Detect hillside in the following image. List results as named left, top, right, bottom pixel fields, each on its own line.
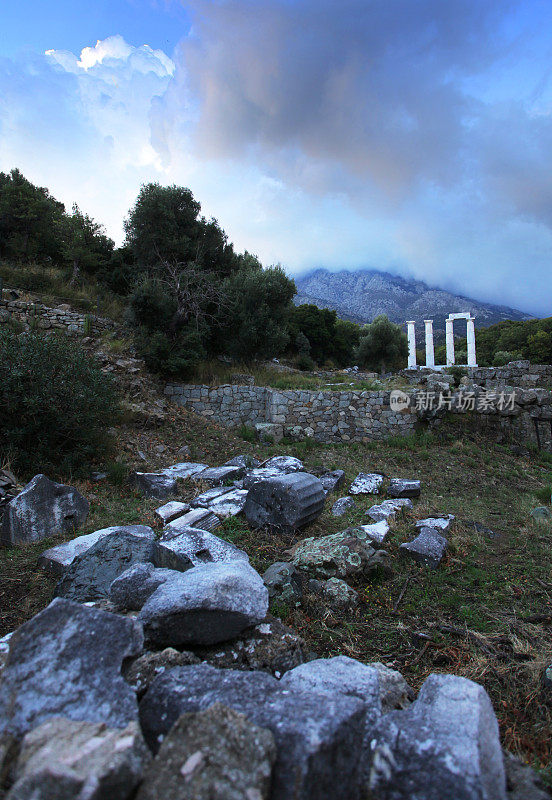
left=294, top=268, right=534, bottom=331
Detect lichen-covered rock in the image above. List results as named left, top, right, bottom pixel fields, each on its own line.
left=291, top=527, right=390, bottom=579
left=136, top=703, right=276, bottom=800
left=387, top=478, right=421, bottom=498
left=38, top=525, right=155, bottom=578
left=0, top=599, right=143, bottom=738
left=332, top=496, right=355, bottom=516
left=263, top=562, right=302, bottom=604
left=400, top=527, right=448, bottom=568
left=7, top=717, right=150, bottom=800
left=1, top=475, right=88, bottom=547
left=369, top=673, right=506, bottom=800
left=138, top=561, right=269, bottom=647
left=56, top=531, right=157, bottom=601
left=244, top=472, right=325, bottom=531
left=350, top=473, right=384, bottom=495
left=307, top=577, right=359, bottom=610
left=123, top=649, right=201, bottom=698
left=139, top=664, right=366, bottom=800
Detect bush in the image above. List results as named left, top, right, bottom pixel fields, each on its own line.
left=0, top=330, right=119, bottom=473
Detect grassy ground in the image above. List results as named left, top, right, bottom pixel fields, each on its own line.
left=1, top=406, right=551, bottom=779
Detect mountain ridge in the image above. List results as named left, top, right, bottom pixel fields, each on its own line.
left=293, top=268, right=534, bottom=332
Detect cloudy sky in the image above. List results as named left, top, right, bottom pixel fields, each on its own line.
left=1, top=0, right=552, bottom=315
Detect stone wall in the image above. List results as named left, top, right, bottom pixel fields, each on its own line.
left=0, top=298, right=114, bottom=335
left=165, top=384, right=417, bottom=442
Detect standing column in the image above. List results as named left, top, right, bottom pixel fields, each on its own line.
left=406, top=321, right=417, bottom=368
left=466, top=316, right=477, bottom=366
left=424, top=320, right=435, bottom=368
left=445, top=318, right=455, bottom=366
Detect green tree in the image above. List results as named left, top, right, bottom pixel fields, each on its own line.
left=63, top=204, right=114, bottom=284
left=355, top=314, right=408, bottom=373
left=527, top=330, right=552, bottom=364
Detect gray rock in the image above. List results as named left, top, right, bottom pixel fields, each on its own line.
left=135, top=703, right=276, bottom=800
left=154, top=501, right=190, bottom=524
left=242, top=467, right=288, bottom=488
left=7, top=717, right=150, bottom=800
left=224, top=455, right=261, bottom=469
left=1, top=475, right=88, bottom=547
left=263, top=562, right=302, bottom=604
left=244, top=472, right=325, bottom=531
left=132, top=472, right=177, bottom=499
left=0, top=598, right=142, bottom=738
left=194, top=465, right=244, bottom=485
left=138, top=561, right=269, bottom=647
left=109, top=563, right=178, bottom=610
left=206, top=488, right=248, bottom=518
left=191, top=486, right=232, bottom=507
left=357, top=520, right=390, bottom=544
left=192, top=617, right=309, bottom=677
left=350, top=473, right=384, bottom=495
left=400, top=527, right=448, bottom=568
left=503, top=750, right=551, bottom=800
left=415, top=515, right=454, bottom=531
left=370, top=662, right=414, bottom=712
left=161, top=463, right=208, bottom=480
left=123, top=649, right=201, bottom=698
left=387, top=478, right=421, bottom=498
left=292, top=527, right=390, bottom=579
left=38, top=525, right=155, bottom=578
left=255, top=423, right=284, bottom=443
left=139, top=664, right=366, bottom=800
left=307, top=577, right=359, bottom=610
left=154, top=525, right=248, bottom=570
left=166, top=507, right=220, bottom=531
left=56, top=531, right=156, bottom=601
left=369, top=673, right=507, bottom=800
left=366, top=499, right=413, bottom=522
left=332, top=496, right=355, bottom=516
left=318, top=470, right=345, bottom=494
left=264, top=455, right=304, bottom=473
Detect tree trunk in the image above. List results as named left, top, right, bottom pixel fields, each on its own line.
left=69, top=258, right=80, bottom=286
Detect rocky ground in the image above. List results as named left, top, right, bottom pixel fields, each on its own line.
left=0, top=334, right=551, bottom=798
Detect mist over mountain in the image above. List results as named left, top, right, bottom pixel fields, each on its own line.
left=294, top=269, right=534, bottom=334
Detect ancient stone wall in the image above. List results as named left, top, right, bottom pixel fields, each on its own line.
left=0, top=298, right=114, bottom=335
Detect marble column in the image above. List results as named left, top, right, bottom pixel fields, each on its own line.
left=424, top=320, right=435, bottom=368
left=406, top=321, right=417, bottom=368
left=467, top=316, right=477, bottom=366
left=445, top=318, right=455, bottom=366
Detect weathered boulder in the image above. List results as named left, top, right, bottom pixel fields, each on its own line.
left=400, top=527, right=448, bottom=568
left=38, top=525, right=155, bottom=578
left=138, top=561, right=269, bottom=647
left=123, top=649, right=201, bottom=698
left=369, top=673, right=507, bottom=800
left=139, top=664, right=366, bottom=800
left=264, top=455, right=304, bottom=473
left=366, top=499, right=413, bottom=522
left=205, top=488, right=248, bottom=518
left=318, top=470, right=345, bottom=494
left=244, top=472, right=325, bottom=531
left=7, top=717, right=150, bottom=800
left=263, top=562, right=302, bottom=604
left=387, top=478, right=421, bottom=498
left=154, top=501, right=190, bottom=524
left=135, top=703, right=276, bottom=800
left=109, top=563, right=179, bottom=610
left=307, top=577, right=359, bottom=610
left=165, top=507, right=220, bottom=531
left=0, top=599, right=142, bottom=738
left=350, top=473, right=384, bottom=495
left=154, top=525, right=248, bottom=571
left=242, top=467, right=288, bottom=489
left=132, top=472, right=177, bottom=499
left=415, top=515, right=454, bottom=531
left=291, top=527, right=390, bottom=579
left=357, top=520, right=390, bottom=544
left=332, top=496, right=355, bottom=516
left=56, top=531, right=156, bottom=601
left=224, top=455, right=261, bottom=469
left=161, top=463, right=208, bottom=480
left=1, top=475, right=88, bottom=547
left=192, top=617, right=310, bottom=677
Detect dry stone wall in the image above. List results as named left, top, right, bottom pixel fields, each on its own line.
left=0, top=297, right=114, bottom=335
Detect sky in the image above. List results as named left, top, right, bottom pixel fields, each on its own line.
left=1, top=0, right=552, bottom=316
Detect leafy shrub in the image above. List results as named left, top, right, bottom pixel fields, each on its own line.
left=0, top=330, right=119, bottom=473
left=296, top=354, right=316, bottom=371
left=445, top=365, right=467, bottom=387
left=493, top=350, right=523, bottom=367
